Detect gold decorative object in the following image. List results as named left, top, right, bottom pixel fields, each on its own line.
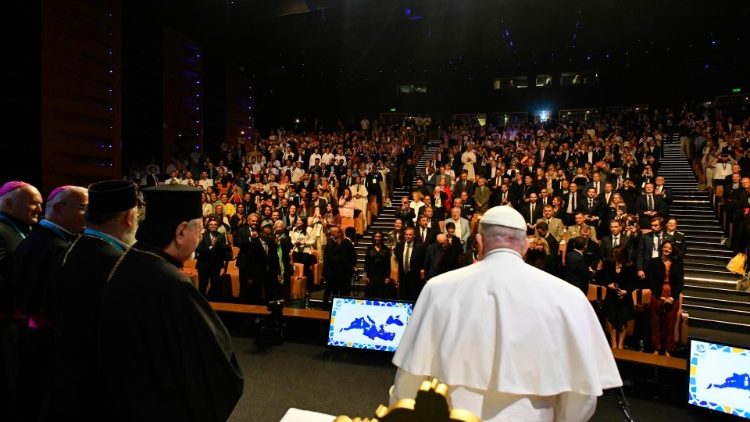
left=334, top=378, right=481, bottom=422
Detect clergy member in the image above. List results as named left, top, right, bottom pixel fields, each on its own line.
left=98, top=185, right=243, bottom=421
left=50, top=180, right=139, bottom=421
left=12, top=184, right=87, bottom=421
left=391, top=205, right=622, bottom=421
left=0, top=180, right=43, bottom=422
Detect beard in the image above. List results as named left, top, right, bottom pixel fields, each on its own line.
left=122, top=224, right=138, bottom=247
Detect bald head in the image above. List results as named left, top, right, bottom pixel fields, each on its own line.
left=0, top=183, right=43, bottom=225
left=46, top=186, right=88, bottom=233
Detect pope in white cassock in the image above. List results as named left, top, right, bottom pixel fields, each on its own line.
left=390, top=206, right=622, bottom=421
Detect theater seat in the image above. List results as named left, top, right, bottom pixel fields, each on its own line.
left=226, top=260, right=240, bottom=298
left=586, top=283, right=607, bottom=302
left=632, top=288, right=652, bottom=309
left=291, top=276, right=307, bottom=300
left=310, top=250, right=322, bottom=286
left=673, top=294, right=688, bottom=345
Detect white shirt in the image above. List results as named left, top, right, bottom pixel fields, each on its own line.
left=308, top=153, right=322, bottom=168
left=321, top=152, right=335, bottom=165
left=198, top=179, right=213, bottom=190
left=392, top=249, right=621, bottom=421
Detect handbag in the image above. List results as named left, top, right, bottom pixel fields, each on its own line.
left=726, top=252, right=747, bottom=275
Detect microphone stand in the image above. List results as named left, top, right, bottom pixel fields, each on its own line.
left=615, top=387, right=636, bottom=422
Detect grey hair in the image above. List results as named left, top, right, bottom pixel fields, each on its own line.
left=45, top=186, right=88, bottom=219
left=478, top=223, right=528, bottom=253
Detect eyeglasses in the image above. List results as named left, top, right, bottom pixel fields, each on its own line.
left=64, top=202, right=88, bottom=212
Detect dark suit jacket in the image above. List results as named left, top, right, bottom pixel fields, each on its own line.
left=395, top=241, right=426, bottom=279
left=453, top=180, right=474, bottom=195
left=654, top=185, right=673, bottom=205
left=195, top=231, right=231, bottom=271
left=12, top=224, right=74, bottom=315
left=635, top=194, right=668, bottom=228
left=520, top=203, right=543, bottom=225
left=395, top=207, right=416, bottom=227
left=586, top=180, right=605, bottom=196
left=600, top=235, right=631, bottom=263
left=664, top=231, right=687, bottom=260
left=0, top=213, right=31, bottom=316
left=323, top=238, right=356, bottom=281
left=244, top=237, right=281, bottom=282
left=496, top=190, right=518, bottom=207
left=563, top=192, right=584, bottom=214
left=636, top=232, right=664, bottom=271
left=309, top=198, right=328, bottom=213
left=564, top=250, right=594, bottom=293
left=635, top=194, right=667, bottom=217
left=414, top=226, right=438, bottom=246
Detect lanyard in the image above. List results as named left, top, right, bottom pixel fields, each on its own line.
left=38, top=219, right=69, bottom=241
left=83, top=228, right=127, bottom=253
left=0, top=213, right=26, bottom=240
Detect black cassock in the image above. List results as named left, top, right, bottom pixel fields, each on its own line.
left=11, top=223, right=74, bottom=421
left=12, top=223, right=73, bottom=315
left=49, top=233, right=125, bottom=421
left=99, top=242, right=244, bottom=422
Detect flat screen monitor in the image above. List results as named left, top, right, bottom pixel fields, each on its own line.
left=688, top=338, right=750, bottom=419
left=327, top=297, right=414, bottom=352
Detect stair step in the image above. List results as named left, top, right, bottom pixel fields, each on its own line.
left=686, top=239, right=729, bottom=248
left=685, top=275, right=736, bottom=287
left=685, top=256, right=736, bottom=267
left=683, top=304, right=750, bottom=325
left=674, top=218, right=720, bottom=225
left=683, top=295, right=750, bottom=312
left=684, top=283, right=750, bottom=301
left=685, top=261, right=733, bottom=271
left=687, top=316, right=750, bottom=334
left=686, top=247, right=734, bottom=257
left=680, top=229, right=725, bottom=237
left=685, top=269, right=738, bottom=282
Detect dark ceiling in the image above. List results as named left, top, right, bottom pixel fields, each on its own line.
left=154, top=0, right=750, bottom=78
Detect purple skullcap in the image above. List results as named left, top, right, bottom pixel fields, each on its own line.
left=0, top=181, right=30, bottom=197
left=47, top=185, right=74, bottom=202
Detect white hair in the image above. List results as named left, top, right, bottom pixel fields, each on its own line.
left=478, top=223, right=528, bottom=254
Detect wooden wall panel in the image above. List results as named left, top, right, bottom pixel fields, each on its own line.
left=225, top=66, right=255, bottom=146
left=162, top=29, right=203, bottom=167
left=41, top=0, right=122, bottom=195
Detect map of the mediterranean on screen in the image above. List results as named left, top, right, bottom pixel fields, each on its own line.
left=689, top=339, right=750, bottom=419
left=328, top=298, right=413, bottom=352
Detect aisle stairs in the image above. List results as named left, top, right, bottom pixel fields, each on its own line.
left=659, top=140, right=750, bottom=334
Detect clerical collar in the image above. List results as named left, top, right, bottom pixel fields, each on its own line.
left=131, top=241, right=183, bottom=268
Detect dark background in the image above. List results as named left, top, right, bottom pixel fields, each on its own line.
left=1, top=0, right=749, bottom=187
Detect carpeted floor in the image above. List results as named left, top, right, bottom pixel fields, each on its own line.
left=226, top=332, right=717, bottom=422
